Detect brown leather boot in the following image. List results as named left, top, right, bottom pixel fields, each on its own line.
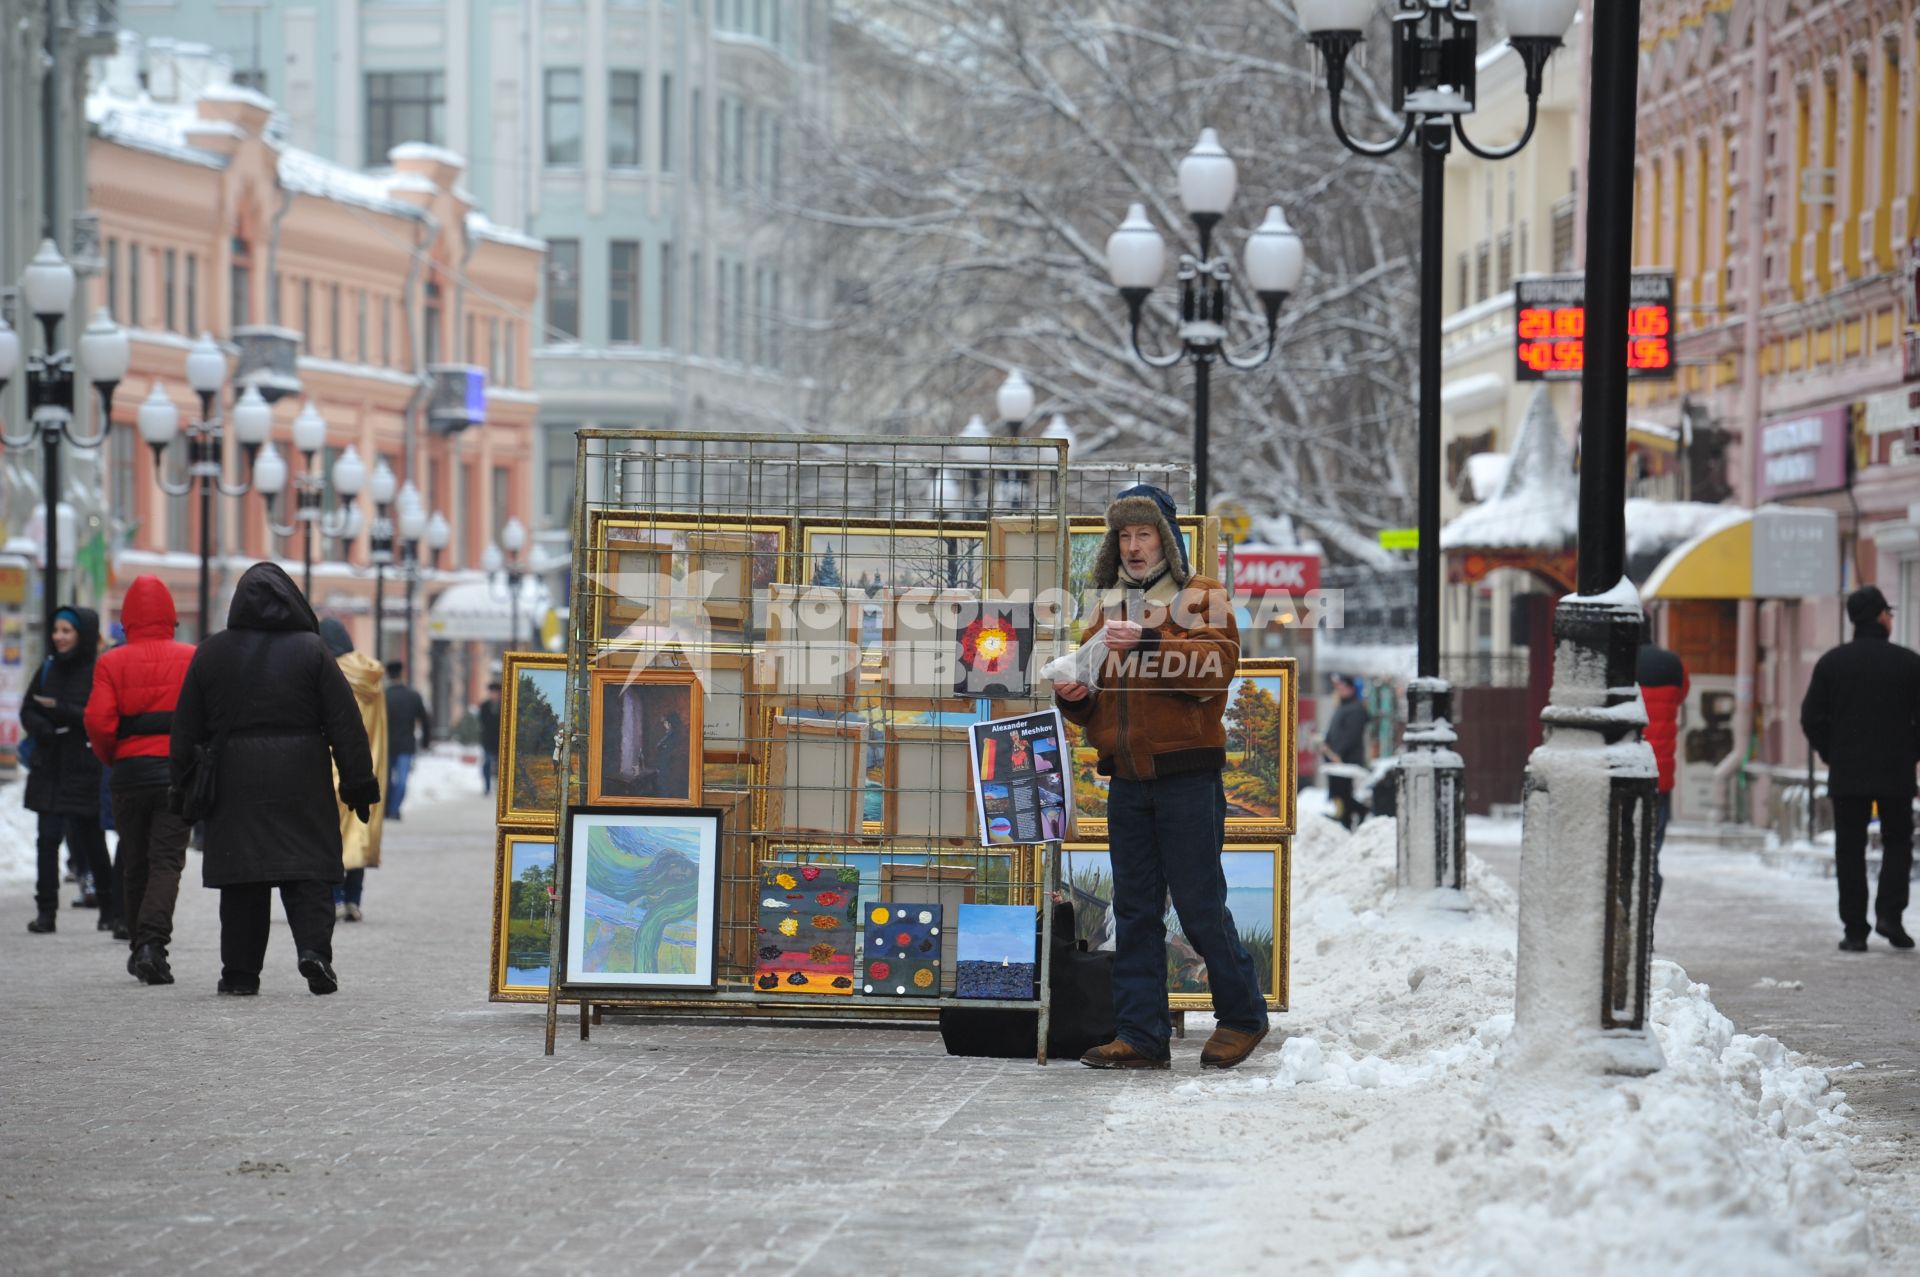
left=1080, top=1039, right=1171, bottom=1070
left=1200, top=1025, right=1269, bottom=1070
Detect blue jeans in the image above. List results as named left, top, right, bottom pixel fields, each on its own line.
left=387, top=752, right=414, bottom=818
left=333, top=868, right=365, bottom=907
left=1107, top=770, right=1270, bottom=1056
left=480, top=750, right=497, bottom=795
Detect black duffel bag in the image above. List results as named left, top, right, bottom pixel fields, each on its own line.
left=939, top=901, right=1115, bottom=1060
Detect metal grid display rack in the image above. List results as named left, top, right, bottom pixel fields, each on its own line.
left=535, top=428, right=1162, bottom=1060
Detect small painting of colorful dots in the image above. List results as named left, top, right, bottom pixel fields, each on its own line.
left=860, top=902, right=942, bottom=998
left=754, top=863, right=859, bottom=996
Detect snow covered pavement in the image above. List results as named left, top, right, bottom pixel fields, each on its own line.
left=1027, top=817, right=1915, bottom=1274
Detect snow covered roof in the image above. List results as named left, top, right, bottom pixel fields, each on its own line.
left=467, top=212, right=546, bottom=253
left=86, top=91, right=228, bottom=169
left=1440, top=385, right=1578, bottom=551
left=197, top=82, right=276, bottom=112
left=1463, top=452, right=1510, bottom=503
left=275, top=144, right=425, bottom=218
left=388, top=141, right=467, bottom=169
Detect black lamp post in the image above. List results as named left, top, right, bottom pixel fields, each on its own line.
left=0, top=242, right=130, bottom=642
left=1301, top=0, right=1577, bottom=897
left=1104, top=130, right=1306, bottom=513
left=397, top=504, right=450, bottom=685
left=484, top=517, right=529, bottom=654
left=250, top=400, right=368, bottom=602
left=137, top=333, right=279, bottom=639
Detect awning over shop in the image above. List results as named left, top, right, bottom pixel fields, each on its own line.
left=1641, top=505, right=1839, bottom=601
left=426, top=576, right=551, bottom=643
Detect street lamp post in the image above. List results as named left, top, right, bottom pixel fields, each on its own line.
left=0, top=243, right=130, bottom=641
left=1104, top=130, right=1307, bottom=513
left=137, top=332, right=276, bottom=638
left=485, top=517, right=529, bottom=653
left=249, top=400, right=366, bottom=599
left=1300, top=0, right=1577, bottom=897
left=397, top=496, right=449, bottom=684
left=1511, top=0, right=1663, bottom=1076
left=365, top=458, right=399, bottom=663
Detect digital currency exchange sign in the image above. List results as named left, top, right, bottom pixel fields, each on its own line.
left=1513, top=271, right=1675, bottom=381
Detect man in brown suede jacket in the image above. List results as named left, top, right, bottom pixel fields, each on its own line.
left=1055, top=485, right=1269, bottom=1070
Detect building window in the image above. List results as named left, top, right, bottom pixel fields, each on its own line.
left=770, top=118, right=783, bottom=197
left=105, top=238, right=118, bottom=321
left=607, top=70, right=641, bottom=169
left=301, top=279, right=313, bottom=353
left=733, top=261, right=747, bottom=362
left=491, top=465, right=510, bottom=538
left=769, top=270, right=782, bottom=369
left=715, top=96, right=729, bottom=189
left=504, top=320, right=516, bottom=387
left=357, top=290, right=368, bottom=363
left=1456, top=254, right=1468, bottom=309
left=609, top=240, right=641, bottom=345
left=489, top=316, right=501, bottom=381
left=424, top=279, right=442, bottom=366
left=547, top=239, right=580, bottom=341
left=546, top=68, right=584, bottom=166
left=110, top=422, right=136, bottom=543
left=381, top=295, right=392, bottom=367
left=330, top=283, right=342, bottom=358
left=659, top=73, right=674, bottom=173
left=1474, top=243, right=1490, bottom=302
left=230, top=237, right=250, bottom=328
left=128, top=240, right=142, bottom=327
left=714, top=256, right=729, bottom=360
left=1551, top=196, right=1576, bottom=272
left=185, top=253, right=198, bottom=334
left=690, top=251, right=703, bottom=355
left=162, top=249, right=177, bottom=332
left=691, top=89, right=703, bottom=183
left=543, top=424, right=577, bottom=530
left=659, top=243, right=676, bottom=349
left=1496, top=230, right=1513, bottom=294
left=365, top=71, right=446, bottom=162
left=732, top=100, right=747, bottom=189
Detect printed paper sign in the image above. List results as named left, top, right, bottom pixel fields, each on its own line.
left=967, top=709, right=1073, bottom=846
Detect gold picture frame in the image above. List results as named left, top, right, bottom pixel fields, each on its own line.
left=589, top=510, right=790, bottom=645
left=761, top=712, right=866, bottom=838
left=764, top=583, right=859, bottom=704
left=490, top=825, right=558, bottom=1003
left=1064, top=656, right=1297, bottom=841
left=498, top=650, right=569, bottom=827
left=798, top=518, right=988, bottom=595
left=1059, top=838, right=1290, bottom=1012
left=883, top=721, right=977, bottom=842
left=585, top=667, right=705, bottom=807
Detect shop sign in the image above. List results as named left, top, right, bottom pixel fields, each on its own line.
left=1750, top=507, right=1839, bottom=599
left=1753, top=406, right=1849, bottom=501
left=1233, top=551, right=1321, bottom=596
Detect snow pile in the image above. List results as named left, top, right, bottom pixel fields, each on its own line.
left=404, top=751, right=489, bottom=808
left=1039, top=814, right=1875, bottom=1275
left=0, top=781, right=41, bottom=885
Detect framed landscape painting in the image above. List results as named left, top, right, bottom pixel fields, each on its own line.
left=499, top=651, right=569, bottom=826
left=563, top=806, right=723, bottom=989
left=490, top=828, right=556, bottom=1002
left=1221, top=658, right=1298, bottom=838
left=1060, top=840, right=1289, bottom=1011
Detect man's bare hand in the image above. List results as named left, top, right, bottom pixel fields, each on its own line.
left=1055, top=680, right=1090, bottom=702
left=1103, top=620, right=1144, bottom=652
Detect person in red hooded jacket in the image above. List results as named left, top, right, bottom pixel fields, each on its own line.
left=1637, top=624, right=1689, bottom=928
left=85, top=576, right=196, bottom=985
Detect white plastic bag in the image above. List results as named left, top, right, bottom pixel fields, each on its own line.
left=1040, top=630, right=1111, bottom=692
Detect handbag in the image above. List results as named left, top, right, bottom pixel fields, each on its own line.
left=938, top=902, right=1115, bottom=1060
left=174, top=634, right=272, bottom=823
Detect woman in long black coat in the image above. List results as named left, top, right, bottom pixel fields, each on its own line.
left=170, top=563, right=380, bottom=995
left=22, top=606, right=117, bottom=934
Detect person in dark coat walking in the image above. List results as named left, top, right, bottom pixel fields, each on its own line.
left=1321, top=674, right=1371, bottom=830
left=382, top=659, right=431, bottom=821
left=477, top=681, right=502, bottom=795
left=170, top=563, right=380, bottom=994
left=1637, top=630, right=1689, bottom=924
left=84, top=577, right=195, bottom=983
left=1800, top=585, right=1920, bottom=952
left=22, top=606, right=118, bottom=936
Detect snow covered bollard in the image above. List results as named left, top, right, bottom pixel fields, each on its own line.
left=1507, top=583, right=1664, bottom=1076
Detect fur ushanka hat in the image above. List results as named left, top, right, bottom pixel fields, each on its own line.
left=1093, top=483, right=1190, bottom=590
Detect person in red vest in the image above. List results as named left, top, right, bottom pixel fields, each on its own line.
left=84, top=576, right=196, bottom=985
left=1637, top=621, right=1689, bottom=927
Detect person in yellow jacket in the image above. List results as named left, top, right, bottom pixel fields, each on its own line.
left=320, top=619, right=387, bottom=921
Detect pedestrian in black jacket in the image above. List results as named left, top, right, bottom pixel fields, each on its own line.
left=1800, top=585, right=1920, bottom=952
left=1321, top=674, right=1371, bottom=830
left=382, top=659, right=432, bottom=821
left=21, top=606, right=118, bottom=935
left=170, top=563, right=381, bottom=995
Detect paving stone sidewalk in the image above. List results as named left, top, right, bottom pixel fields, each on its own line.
left=0, top=792, right=1132, bottom=1276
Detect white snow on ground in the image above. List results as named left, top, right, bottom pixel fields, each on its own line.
left=1030, top=815, right=1880, bottom=1275
left=0, top=748, right=487, bottom=886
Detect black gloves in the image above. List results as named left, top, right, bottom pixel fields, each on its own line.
left=340, top=775, right=382, bottom=824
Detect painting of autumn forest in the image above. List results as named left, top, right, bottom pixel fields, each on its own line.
left=1222, top=676, right=1286, bottom=820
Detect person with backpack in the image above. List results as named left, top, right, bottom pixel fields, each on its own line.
left=23, top=606, right=118, bottom=937
left=83, top=578, right=196, bottom=982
